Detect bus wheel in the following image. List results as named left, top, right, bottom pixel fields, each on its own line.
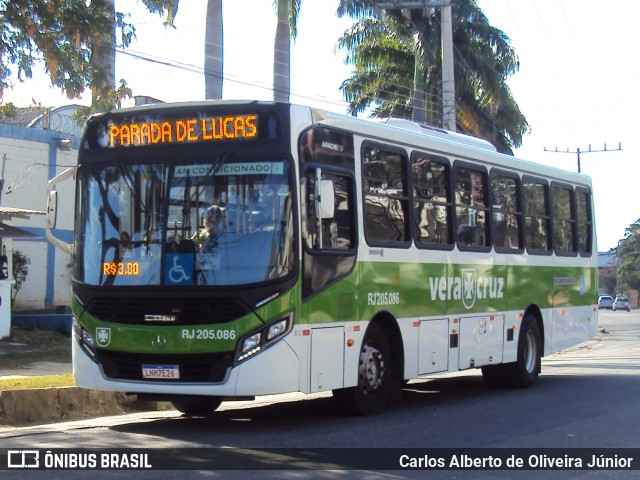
left=333, top=323, right=392, bottom=416
left=172, top=397, right=223, bottom=417
left=505, top=315, right=541, bottom=388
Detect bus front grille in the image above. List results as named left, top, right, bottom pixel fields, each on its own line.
left=85, top=297, right=250, bottom=325
left=96, top=350, right=233, bottom=383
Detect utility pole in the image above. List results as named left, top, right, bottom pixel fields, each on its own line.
left=373, top=1, right=455, bottom=131
left=544, top=143, right=622, bottom=173
left=440, top=3, right=455, bottom=131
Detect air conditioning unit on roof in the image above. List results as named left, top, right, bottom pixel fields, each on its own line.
left=375, top=117, right=497, bottom=152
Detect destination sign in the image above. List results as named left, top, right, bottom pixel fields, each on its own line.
left=107, top=113, right=259, bottom=148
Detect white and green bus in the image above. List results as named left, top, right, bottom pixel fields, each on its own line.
left=50, top=101, right=598, bottom=416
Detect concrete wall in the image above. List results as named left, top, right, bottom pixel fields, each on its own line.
left=0, top=124, right=77, bottom=311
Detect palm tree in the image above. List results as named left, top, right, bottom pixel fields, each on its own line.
left=89, top=0, right=116, bottom=109
left=70, top=0, right=135, bottom=115
left=336, top=13, right=430, bottom=119
left=204, top=0, right=224, bottom=99
left=147, top=0, right=298, bottom=102
left=149, top=0, right=223, bottom=99
left=336, top=0, right=529, bottom=154
left=88, top=0, right=171, bottom=110
left=273, top=0, right=301, bottom=102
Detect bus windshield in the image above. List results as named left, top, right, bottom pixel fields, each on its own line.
left=74, top=158, right=294, bottom=287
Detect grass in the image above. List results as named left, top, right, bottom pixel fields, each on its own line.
left=0, top=374, right=74, bottom=390
left=0, top=327, right=72, bottom=390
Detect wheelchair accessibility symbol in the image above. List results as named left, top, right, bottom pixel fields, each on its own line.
left=165, top=254, right=194, bottom=285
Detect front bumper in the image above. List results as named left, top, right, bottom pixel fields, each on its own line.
left=72, top=329, right=301, bottom=398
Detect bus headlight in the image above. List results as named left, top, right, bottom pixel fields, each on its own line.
left=235, top=313, right=294, bottom=364
left=239, top=333, right=262, bottom=361
left=82, top=329, right=95, bottom=350
left=73, top=318, right=96, bottom=359
left=267, top=319, right=288, bottom=340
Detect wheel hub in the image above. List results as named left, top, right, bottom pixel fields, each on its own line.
left=358, top=343, right=385, bottom=395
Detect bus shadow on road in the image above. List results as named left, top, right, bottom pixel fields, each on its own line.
left=107, top=374, right=508, bottom=434
left=110, top=370, right=640, bottom=443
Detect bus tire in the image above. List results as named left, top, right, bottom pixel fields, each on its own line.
left=172, top=397, right=223, bottom=417
left=505, top=314, right=541, bottom=388
left=333, top=322, right=393, bottom=416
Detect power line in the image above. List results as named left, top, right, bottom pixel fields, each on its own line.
left=119, top=8, right=511, bottom=140
left=543, top=143, right=622, bottom=173
left=117, top=48, right=352, bottom=111
left=119, top=45, right=442, bottom=119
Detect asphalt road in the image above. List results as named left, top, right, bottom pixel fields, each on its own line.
left=1, top=310, right=639, bottom=479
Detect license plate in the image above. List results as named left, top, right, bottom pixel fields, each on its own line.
left=142, top=365, right=180, bottom=380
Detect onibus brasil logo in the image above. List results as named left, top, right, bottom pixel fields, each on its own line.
left=428, top=268, right=505, bottom=309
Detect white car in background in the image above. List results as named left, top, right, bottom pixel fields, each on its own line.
left=598, top=295, right=614, bottom=310
left=613, top=296, right=631, bottom=312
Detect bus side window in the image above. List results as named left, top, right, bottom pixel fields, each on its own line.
left=302, top=168, right=357, bottom=299
left=454, top=165, right=490, bottom=249
left=576, top=188, right=593, bottom=255
left=305, top=170, right=355, bottom=251
left=490, top=172, right=523, bottom=251
left=412, top=153, right=452, bottom=247
left=552, top=184, right=577, bottom=255
left=523, top=178, right=552, bottom=253
left=362, top=145, right=410, bottom=245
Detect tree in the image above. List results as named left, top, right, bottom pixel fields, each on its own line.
left=336, top=0, right=529, bottom=155
left=617, top=218, right=640, bottom=293
left=153, top=0, right=223, bottom=99
left=204, top=0, right=224, bottom=99
left=336, top=13, right=417, bottom=116
left=0, top=0, right=135, bottom=106
left=155, top=0, right=302, bottom=102
left=599, top=247, right=617, bottom=295
left=273, top=0, right=301, bottom=102
left=89, top=0, right=116, bottom=109
left=11, top=250, right=30, bottom=303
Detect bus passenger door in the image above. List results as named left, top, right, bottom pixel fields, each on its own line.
left=301, top=168, right=357, bottom=299
left=301, top=167, right=358, bottom=392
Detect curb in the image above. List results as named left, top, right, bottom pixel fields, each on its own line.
left=0, top=387, right=173, bottom=426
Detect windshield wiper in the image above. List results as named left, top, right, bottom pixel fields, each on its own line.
left=211, top=151, right=229, bottom=175
left=115, top=158, right=146, bottom=211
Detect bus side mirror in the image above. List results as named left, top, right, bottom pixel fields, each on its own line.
left=47, top=190, right=58, bottom=229
left=45, top=166, right=75, bottom=256
left=316, top=179, right=335, bottom=220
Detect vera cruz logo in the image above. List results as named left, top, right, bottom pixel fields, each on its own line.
left=96, top=327, right=111, bottom=347
left=462, top=268, right=477, bottom=309
left=428, top=268, right=505, bottom=310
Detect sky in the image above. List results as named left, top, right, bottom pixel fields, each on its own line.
left=2, top=0, right=638, bottom=251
